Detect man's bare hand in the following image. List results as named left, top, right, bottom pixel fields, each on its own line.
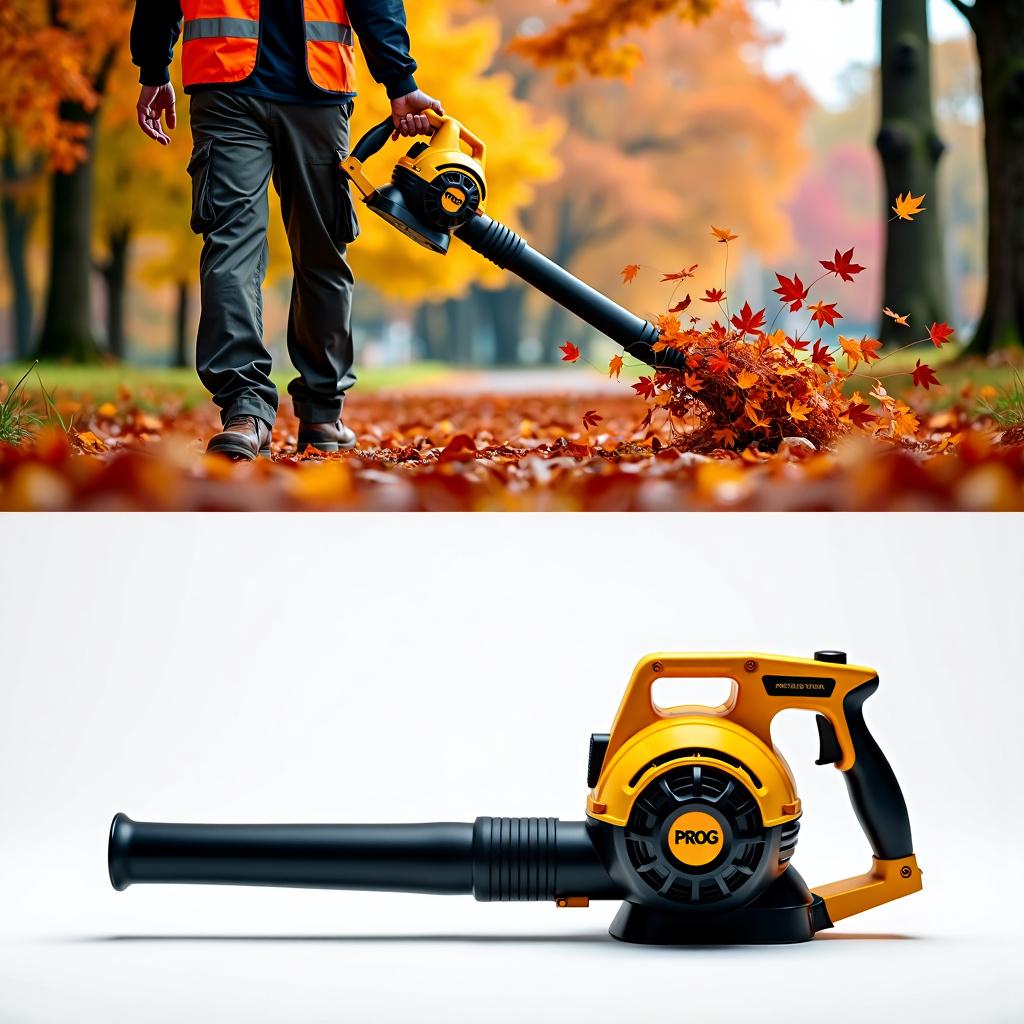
left=390, top=90, right=444, bottom=140
left=137, top=84, right=176, bottom=145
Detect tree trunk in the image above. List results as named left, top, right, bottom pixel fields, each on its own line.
left=444, top=296, right=474, bottom=364
left=962, top=0, right=1024, bottom=353
left=173, top=280, right=192, bottom=367
left=36, top=99, right=101, bottom=361
left=480, top=284, right=525, bottom=365
left=1, top=154, right=36, bottom=360
left=876, top=0, right=948, bottom=343
left=99, top=225, right=131, bottom=360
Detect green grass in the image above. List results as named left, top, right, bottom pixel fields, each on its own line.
left=0, top=360, right=456, bottom=412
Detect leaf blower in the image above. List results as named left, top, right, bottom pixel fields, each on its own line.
left=108, top=651, right=921, bottom=944
left=340, top=111, right=686, bottom=372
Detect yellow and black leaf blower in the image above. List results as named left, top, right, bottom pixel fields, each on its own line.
left=340, top=111, right=685, bottom=372
left=109, top=651, right=921, bottom=944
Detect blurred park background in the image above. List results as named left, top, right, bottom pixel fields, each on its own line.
left=0, top=0, right=1016, bottom=394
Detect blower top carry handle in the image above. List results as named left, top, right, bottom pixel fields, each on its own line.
left=591, top=650, right=920, bottom=923
left=341, top=111, right=680, bottom=373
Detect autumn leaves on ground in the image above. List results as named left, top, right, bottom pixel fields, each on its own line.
left=2, top=217, right=1023, bottom=511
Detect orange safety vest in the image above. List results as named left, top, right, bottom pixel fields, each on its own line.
left=181, top=0, right=356, bottom=93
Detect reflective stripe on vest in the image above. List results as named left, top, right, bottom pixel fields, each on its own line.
left=180, top=0, right=355, bottom=93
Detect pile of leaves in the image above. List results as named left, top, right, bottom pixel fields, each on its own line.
left=567, top=197, right=945, bottom=455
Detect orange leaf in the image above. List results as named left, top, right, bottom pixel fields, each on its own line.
left=786, top=399, right=813, bottom=422
left=809, top=301, right=842, bottom=329
left=892, top=192, right=926, bottom=221
left=437, top=433, right=478, bottom=464
left=684, top=372, right=703, bottom=392
left=711, top=225, right=738, bottom=243
left=736, top=369, right=759, bottom=389
left=608, top=353, right=624, bottom=380
left=883, top=307, right=910, bottom=327
left=839, top=336, right=863, bottom=368
left=661, top=264, right=698, bottom=282
left=620, top=264, right=640, bottom=284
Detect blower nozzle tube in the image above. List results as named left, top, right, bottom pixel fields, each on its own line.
left=108, top=813, right=621, bottom=902
left=455, top=214, right=684, bottom=372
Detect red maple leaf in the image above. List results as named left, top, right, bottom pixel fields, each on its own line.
left=702, top=288, right=726, bottom=304
left=706, top=350, right=736, bottom=375
left=843, top=401, right=875, bottom=428
left=773, top=273, right=809, bottom=312
left=709, top=320, right=728, bottom=342
left=582, top=409, right=603, bottom=430
left=820, top=247, right=866, bottom=283
left=560, top=341, right=580, bottom=363
left=928, top=322, right=955, bottom=348
left=786, top=336, right=810, bottom=352
left=661, top=264, right=698, bottom=282
left=632, top=376, right=656, bottom=400
left=860, top=337, right=883, bottom=363
left=730, top=302, right=767, bottom=337
left=809, top=301, right=843, bottom=329
left=668, top=294, right=692, bottom=314
left=912, top=359, right=941, bottom=390
left=811, top=339, right=834, bottom=368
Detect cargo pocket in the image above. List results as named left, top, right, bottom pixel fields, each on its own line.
left=187, top=137, right=215, bottom=235
left=334, top=148, right=361, bottom=245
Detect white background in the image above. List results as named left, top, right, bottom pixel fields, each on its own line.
left=1, top=514, right=1021, bottom=1023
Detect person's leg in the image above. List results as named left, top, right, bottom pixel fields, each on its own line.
left=189, top=91, right=277, bottom=433
left=269, top=101, right=358, bottom=437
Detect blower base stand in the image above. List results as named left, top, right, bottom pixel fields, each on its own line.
left=608, top=869, right=833, bottom=945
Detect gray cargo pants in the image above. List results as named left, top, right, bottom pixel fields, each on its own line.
left=187, top=90, right=360, bottom=427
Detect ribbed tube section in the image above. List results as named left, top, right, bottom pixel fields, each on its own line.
left=472, top=817, right=558, bottom=902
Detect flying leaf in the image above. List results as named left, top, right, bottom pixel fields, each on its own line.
left=661, top=264, right=698, bottom=282
left=632, top=376, right=656, bottom=400
left=860, top=337, right=883, bottom=363
left=582, top=409, right=603, bottom=430
left=669, top=294, right=693, bottom=314
left=929, top=322, right=955, bottom=348
left=608, top=354, right=623, bottom=380
left=773, top=273, right=809, bottom=312
left=711, top=225, right=738, bottom=243
left=811, top=340, right=834, bottom=369
left=883, top=307, right=910, bottom=327
left=621, top=264, right=640, bottom=284
left=560, top=341, right=580, bottom=363
left=912, top=359, right=941, bottom=390
left=892, top=192, right=926, bottom=221
left=820, top=247, right=865, bottom=283
left=736, top=369, right=759, bottom=389
left=809, top=301, right=843, bottom=329
left=702, top=288, right=726, bottom=304
left=839, top=336, right=863, bottom=369
left=730, top=302, right=767, bottom=337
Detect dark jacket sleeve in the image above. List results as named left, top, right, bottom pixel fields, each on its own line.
left=346, top=0, right=418, bottom=99
left=130, top=0, right=184, bottom=88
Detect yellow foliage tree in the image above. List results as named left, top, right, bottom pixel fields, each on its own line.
left=346, top=0, right=561, bottom=302
left=510, top=0, right=719, bottom=81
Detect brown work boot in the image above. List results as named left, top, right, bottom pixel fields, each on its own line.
left=206, top=415, right=272, bottom=461
left=297, top=419, right=358, bottom=454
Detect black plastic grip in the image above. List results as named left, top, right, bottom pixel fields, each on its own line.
left=350, top=116, right=395, bottom=164
left=839, top=678, right=914, bottom=860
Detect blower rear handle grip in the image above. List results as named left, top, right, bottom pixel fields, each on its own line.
left=818, top=678, right=914, bottom=860
left=350, top=116, right=398, bottom=164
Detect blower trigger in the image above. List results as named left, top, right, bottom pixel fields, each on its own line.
left=815, top=714, right=843, bottom=766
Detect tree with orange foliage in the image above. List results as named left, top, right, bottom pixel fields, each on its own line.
left=471, top=0, right=807, bottom=363
left=1, top=1, right=134, bottom=361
